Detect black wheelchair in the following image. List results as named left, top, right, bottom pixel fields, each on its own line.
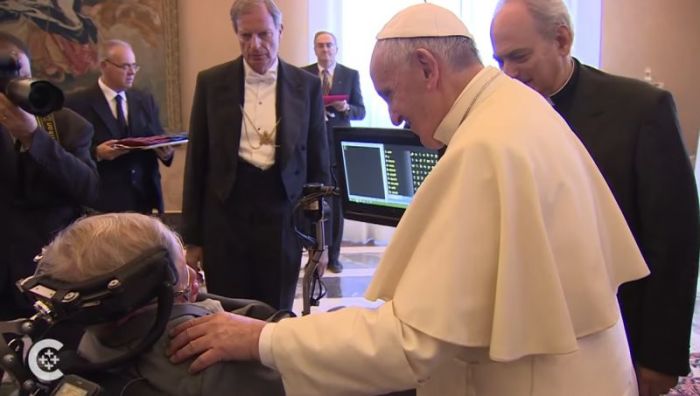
left=0, top=185, right=337, bottom=395
left=0, top=246, right=297, bottom=396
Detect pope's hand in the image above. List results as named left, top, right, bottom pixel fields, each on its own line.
left=167, top=312, right=266, bottom=373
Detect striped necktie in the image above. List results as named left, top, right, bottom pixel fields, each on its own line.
left=322, top=69, right=331, bottom=96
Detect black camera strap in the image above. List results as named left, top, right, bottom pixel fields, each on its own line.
left=36, top=113, right=59, bottom=142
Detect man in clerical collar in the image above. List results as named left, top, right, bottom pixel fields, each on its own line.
left=181, top=0, right=330, bottom=311
left=492, top=2, right=699, bottom=395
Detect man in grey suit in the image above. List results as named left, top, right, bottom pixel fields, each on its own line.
left=491, top=1, right=699, bottom=395
left=182, top=0, right=330, bottom=311
left=303, top=31, right=365, bottom=273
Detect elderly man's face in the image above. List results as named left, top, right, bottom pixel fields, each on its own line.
left=100, top=44, right=138, bottom=92
left=370, top=46, right=443, bottom=149
left=235, top=3, right=281, bottom=74
left=491, top=1, right=570, bottom=96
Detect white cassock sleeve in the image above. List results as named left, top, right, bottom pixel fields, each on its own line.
left=263, top=301, right=464, bottom=396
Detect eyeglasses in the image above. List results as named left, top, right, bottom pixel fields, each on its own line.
left=105, top=59, right=141, bottom=72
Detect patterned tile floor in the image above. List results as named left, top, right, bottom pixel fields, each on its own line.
left=669, top=353, right=700, bottom=395
left=673, top=279, right=700, bottom=395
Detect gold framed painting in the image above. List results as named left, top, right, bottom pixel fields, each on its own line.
left=0, top=0, right=182, bottom=132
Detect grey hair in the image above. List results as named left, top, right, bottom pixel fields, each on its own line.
left=230, top=0, right=282, bottom=33
left=314, top=31, right=337, bottom=45
left=495, top=0, right=573, bottom=40
left=36, top=213, right=187, bottom=290
left=97, top=39, right=133, bottom=61
left=375, top=36, right=482, bottom=71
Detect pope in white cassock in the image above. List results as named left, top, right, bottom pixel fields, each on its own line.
left=168, top=4, right=650, bottom=395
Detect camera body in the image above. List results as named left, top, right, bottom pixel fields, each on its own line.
left=0, top=50, right=64, bottom=116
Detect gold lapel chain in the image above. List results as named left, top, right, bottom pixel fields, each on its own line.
left=240, top=104, right=279, bottom=149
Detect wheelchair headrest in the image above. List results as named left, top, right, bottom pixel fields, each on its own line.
left=17, top=248, right=178, bottom=325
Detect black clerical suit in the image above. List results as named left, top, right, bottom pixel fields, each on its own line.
left=302, top=62, right=365, bottom=268
left=551, top=58, right=700, bottom=376
left=0, top=109, right=98, bottom=319
left=182, top=57, right=330, bottom=310
left=66, top=85, right=173, bottom=214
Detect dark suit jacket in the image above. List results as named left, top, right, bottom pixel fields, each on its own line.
left=65, top=84, right=173, bottom=214
left=0, top=108, right=98, bottom=318
left=181, top=57, right=330, bottom=247
left=552, top=58, right=700, bottom=376
left=302, top=62, right=365, bottom=128
left=303, top=62, right=365, bottom=172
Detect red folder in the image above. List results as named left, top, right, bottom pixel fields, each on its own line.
left=323, top=94, right=349, bottom=106
left=113, top=133, right=189, bottom=150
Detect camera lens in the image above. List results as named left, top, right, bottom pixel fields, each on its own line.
left=27, top=80, right=64, bottom=115
left=6, top=78, right=64, bottom=116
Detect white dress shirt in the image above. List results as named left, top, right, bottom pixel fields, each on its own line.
left=98, top=78, right=128, bottom=125
left=239, top=59, right=278, bottom=170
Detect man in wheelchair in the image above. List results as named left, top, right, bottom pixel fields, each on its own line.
left=1, top=213, right=285, bottom=395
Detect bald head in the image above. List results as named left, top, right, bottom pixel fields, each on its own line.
left=495, top=0, right=573, bottom=40
left=491, top=0, right=573, bottom=96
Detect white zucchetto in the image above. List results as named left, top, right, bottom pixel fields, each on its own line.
left=376, top=3, right=473, bottom=40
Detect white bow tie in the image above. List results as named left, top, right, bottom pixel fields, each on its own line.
left=246, top=71, right=276, bottom=85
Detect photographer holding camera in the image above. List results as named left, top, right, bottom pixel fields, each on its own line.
left=0, top=32, right=98, bottom=320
